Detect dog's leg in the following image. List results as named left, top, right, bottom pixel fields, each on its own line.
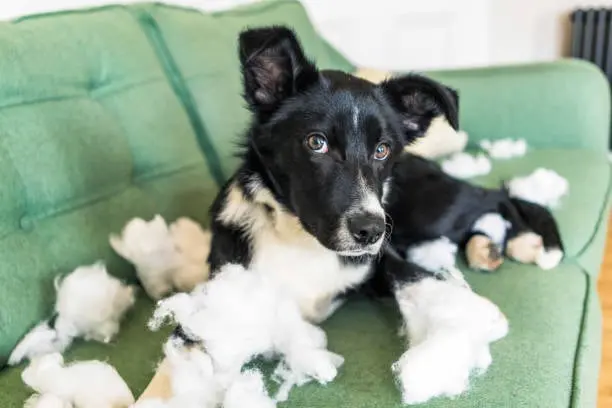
left=465, top=234, right=503, bottom=271
left=382, top=252, right=508, bottom=405
left=465, top=213, right=509, bottom=272
left=405, top=237, right=468, bottom=287
left=273, top=297, right=344, bottom=400
left=499, top=198, right=564, bottom=270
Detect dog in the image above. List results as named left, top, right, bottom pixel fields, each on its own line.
left=168, top=25, right=562, bottom=403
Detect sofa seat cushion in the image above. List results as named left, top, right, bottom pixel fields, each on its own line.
left=463, top=149, right=611, bottom=263
left=0, top=6, right=218, bottom=365
left=0, top=295, right=171, bottom=408
left=284, top=262, right=593, bottom=407
left=0, top=262, right=594, bottom=408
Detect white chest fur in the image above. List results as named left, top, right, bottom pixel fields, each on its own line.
left=218, top=180, right=371, bottom=322
left=251, top=230, right=370, bottom=322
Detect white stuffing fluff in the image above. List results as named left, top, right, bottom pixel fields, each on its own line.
left=8, top=321, right=73, bottom=366
left=441, top=152, right=491, bottom=179
left=169, top=218, right=212, bottom=293
left=55, top=262, right=136, bottom=344
left=471, top=213, right=511, bottom=247
left=507, top=168, right=569, bottom=208
left=110, top=215, right=211, bottom=300
left=223, top=370, right=276, bottom=408
left=392, top=278, right=509, bottom=405
left=271, top=361, right=312, bottom=402
left=22, top=353, right=134, bottom=408
left=405, top=117, right=468, bottom=159
left=405, top=237, right=467, bottom=287
left=9, top=263, right=135, bottom=366
left=480, top=138, right=527, bottom=159
left=130, top=400, right=168, bottom=408
left=24, top=393, right=73, bottom=408
left=162, top=338, right=221, bottom=408
left=149, top=263, right=343, bottom=402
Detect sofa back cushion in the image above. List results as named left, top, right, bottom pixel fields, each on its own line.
left=0, top=6, right=218, bottom=366
left=139, top=1, right=355, bottom=179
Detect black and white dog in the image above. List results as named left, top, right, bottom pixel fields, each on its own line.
left=171, top=26, right=563, bottom=404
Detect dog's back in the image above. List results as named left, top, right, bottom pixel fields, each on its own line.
left=385, top=153, right=507, bottom=249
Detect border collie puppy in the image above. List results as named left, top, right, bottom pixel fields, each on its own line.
left=205, top=26, right=463, bottom=323
left=172, top=26, right=562, bottom=403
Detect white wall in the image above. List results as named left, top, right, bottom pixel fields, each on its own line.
left=1, top=0, right=610, bottom=68
left=490, top=0, right=612, bottom=64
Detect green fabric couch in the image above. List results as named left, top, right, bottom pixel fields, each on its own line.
left=0, top=1, right=609, bottom=407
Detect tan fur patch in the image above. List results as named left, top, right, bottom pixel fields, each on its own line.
left=466, top=235, right=503, bottom=271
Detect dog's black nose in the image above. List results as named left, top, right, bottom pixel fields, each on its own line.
left=348, top=214, right=385, bottom=245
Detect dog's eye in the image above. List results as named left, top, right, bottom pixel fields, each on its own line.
left=374, top=142, right=391, bottom=160
left=306, top=133, right=329, bottom=153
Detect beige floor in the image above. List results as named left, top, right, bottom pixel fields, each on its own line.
left=598, top=214, right=612, bottom=407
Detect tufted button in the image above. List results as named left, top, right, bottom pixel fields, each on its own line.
left=19, top=216, right=34, bottom=231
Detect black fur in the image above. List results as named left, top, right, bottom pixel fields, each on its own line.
left=205, top=26, right=563, bottom=301
left=171, top=26, right=565, bottom=350
left=209, top=26, right=458, bottom=260
left=384, top=153, right=508, bottom=253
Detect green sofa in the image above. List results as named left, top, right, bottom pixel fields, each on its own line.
left=0, top=1, right=609, bottom=407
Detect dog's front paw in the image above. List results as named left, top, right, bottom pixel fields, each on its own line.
left=392, top=345, right=470, bottom=405
left=286, top=349, right=344, bottom=384
left=506, top=232, right=543, bottom=264
left=474, top=346, right=492, bottom=374
left=466, top=235, right=504, bottom=272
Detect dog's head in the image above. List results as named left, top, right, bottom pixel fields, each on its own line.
left=239, top=26, right=458, bottom=256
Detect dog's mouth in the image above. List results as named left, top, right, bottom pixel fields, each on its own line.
left=334, top=239, right=385, bottom=257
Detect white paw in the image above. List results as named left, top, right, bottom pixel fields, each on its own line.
left=286, top=349, right=344, bottom=384
left=536, top=248, right=563, bottom=270
left=392, top=346, right=470, bottom=405
left=487, top=309, right=509, bottom=342
left=474, top=346, right=492, bottom=374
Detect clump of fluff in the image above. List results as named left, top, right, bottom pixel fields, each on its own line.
left=150, top=263, right=343, bottom=402
left=507, top=168, right=569, bottom=208
left=169, top=217, right=212, bottom=293
left=54, top=262, right=136, bottom=344
left=223, top=370, right=276, bottom=408
left=441, top=152, right=491, bottom=179
left=480, top=138, right=527, bottom=159
left=8, top=263, right=135, bottom=366
left=8, top=321, right=73, bottom=366
left=22, top=353, right=134, bottom=408
left=24, top=393, right=73, bottom=408
left=162, top=338, right=221, bottom=408
left=110, top=215, right=211, bottom=300
left=405, top=237, right=467, bottom=287
left=392, top=278, right=508, bottom=405
left=130, top=400, right=168, bottom=408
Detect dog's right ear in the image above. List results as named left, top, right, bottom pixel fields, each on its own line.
left=239, top=26, right=319, bottom=120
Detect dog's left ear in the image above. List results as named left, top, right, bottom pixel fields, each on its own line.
left=239, top=26, right=319, bottom=120
left=380, top=74, right=459, bottom=144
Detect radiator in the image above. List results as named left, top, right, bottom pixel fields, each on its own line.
left=570, top=9, right=612, bottom=76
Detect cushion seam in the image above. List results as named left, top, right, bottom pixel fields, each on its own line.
left=569, top=261, right=596, bottom=408
left=574, top=164, right=612, bottom=260
left=130, top=9, right=226, bottom=188
left=12, top=4, right=128, bottom=22
left=12, top=161, right=203, bottom=233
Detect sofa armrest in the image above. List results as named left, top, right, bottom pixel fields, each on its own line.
left=423, top=59, right=611, bottom=152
